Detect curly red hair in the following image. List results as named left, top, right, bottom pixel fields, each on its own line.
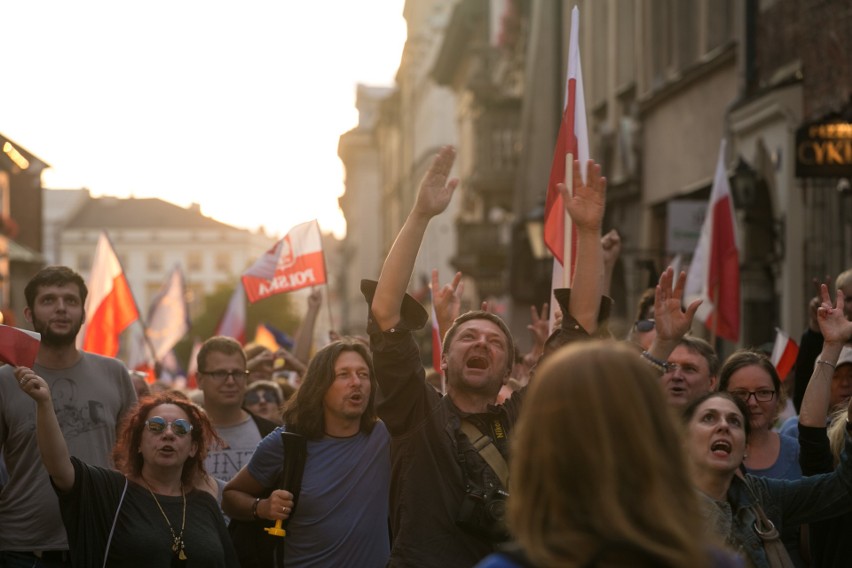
left=112, top=392, right=222, bottom=487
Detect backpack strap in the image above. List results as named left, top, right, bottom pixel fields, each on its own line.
left=459, top=419, right=509, bottom=489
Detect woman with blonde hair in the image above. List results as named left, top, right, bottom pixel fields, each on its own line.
left=476, top=341, right=739, bottom=568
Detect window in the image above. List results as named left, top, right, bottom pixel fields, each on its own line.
left=77, top=253, right=91, bottom=272
left=215, top=252, right=231, bottom=272
left=187, top=251, right=202, bottom=271
left=147, top=252, right=163, bottom=271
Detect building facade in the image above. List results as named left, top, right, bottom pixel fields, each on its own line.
left=337, top=0, right=460, bottom=337
left=53, top=193, right=273, bottom=319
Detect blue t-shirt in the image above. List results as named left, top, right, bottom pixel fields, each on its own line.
left=248, top=423, right=391, bottom=568
left=745, top=433, right=802, bottom=481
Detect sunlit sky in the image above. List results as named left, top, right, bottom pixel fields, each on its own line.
left=1, top=1, right=407, bottom=239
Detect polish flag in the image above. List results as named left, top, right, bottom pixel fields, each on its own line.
left=0, top=325, right=40, bottom=367
left=685, top=140, right=741, bottom=342
left=185, top=337, right=203, bottom=389
left=242, top=220, right=327, bottom=303
left=770, top=328, right=799, bottom=381
left=215, top=281, right=246, bottom=344
left=78, top=232, right=140, bottom=357
left=543, top=6, right=589, bottom=324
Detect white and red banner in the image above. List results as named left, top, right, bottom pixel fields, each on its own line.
left=543, top=6, right=589, bottom=325
left=685, top=140, right=741, bottom=342
left=78, top=232, right=140, bottom=357
left=242, top=220, right=327, bottom=303
left=185, top=337, right=203, bottom=389
left=216, top=281, right=246, bottom=344
left=0, top=325, right=40, bottom=367
left=146, top=264, right=190, bottom=361
left=770, top=328, right=799, bottom=381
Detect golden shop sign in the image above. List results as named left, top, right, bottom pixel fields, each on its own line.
left=796, top=119, right=852, bottom=178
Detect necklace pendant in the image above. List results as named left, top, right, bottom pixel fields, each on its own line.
left=179, top=549, right=187, bottom=560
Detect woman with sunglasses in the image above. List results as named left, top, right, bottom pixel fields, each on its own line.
left=243, top=380, right=284, bottom=425
left=15, top=367, right=238, bottom=567
left=627, top=287, right=656, bottom=350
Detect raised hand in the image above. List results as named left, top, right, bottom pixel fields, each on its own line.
left=432, top=270, right=463, bottom=337
left=558, top=159, right=606, bottom=234
left=413, top=146, right=459, bottom=220
left=653, top=267, right=701, bottom=343
left=527, top=303, right=550, bottom=356
left=14, top=366, right=50, bottom=403
left=307, top=288, right=322, bottom=310
left=817, top=284, right=852, bottom=344
left=601, top=229, right=621, bottom=270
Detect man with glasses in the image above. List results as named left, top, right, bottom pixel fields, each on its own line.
left=197, top=337, right=277, bottom=490
left=0, top=266, right=136, bottom=568
left=658, top=336, right=719, bottom=410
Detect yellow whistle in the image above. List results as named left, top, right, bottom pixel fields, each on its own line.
left=264, top=519, right=286, bottom=537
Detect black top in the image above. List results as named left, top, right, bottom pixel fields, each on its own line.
left=57, top=457, right=238, bottom=568
left=798, top=423, right=852, bottom=567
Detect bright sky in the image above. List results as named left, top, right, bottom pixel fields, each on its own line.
left=1, top=1, right=407, bottom=239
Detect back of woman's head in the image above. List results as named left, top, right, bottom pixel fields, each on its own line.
left=509, top=341, right=708, bottom=568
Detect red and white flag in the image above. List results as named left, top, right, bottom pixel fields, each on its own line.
left=685, top=140, right=741, bottom=342
left=215, top=281, right=246, bottom=344
left=78, top=232, right=140, bottom=357
left=242, top=220, right=327, bottom=303
left=543, top=6, right=589, bottom=324
left=0, top=325, right=40, bottom=367
left=770, top=328, right=799, bottom=381
left=185, top=337, right=203, bottom=389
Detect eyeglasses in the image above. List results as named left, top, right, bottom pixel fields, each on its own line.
left=730, top=389, right=776, bottom=403
left=145, top=416, right=193, bottom=436
left=200, top=369, right=250, bottom=382
left=244, top=390, right=280, bottom=406
left=634, top=319, right=655, bottom=333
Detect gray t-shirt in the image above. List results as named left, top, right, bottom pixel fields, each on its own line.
left=204, top=414, right=263, bottom=484
left=0, top=353, right=136, bottom=551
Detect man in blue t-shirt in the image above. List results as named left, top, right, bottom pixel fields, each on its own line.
left=222, top=339, right=390, bottom=568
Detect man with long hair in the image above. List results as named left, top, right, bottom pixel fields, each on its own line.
left=0, top=266, right=137, bottom=567
left=222, top=339, right=390, bottom=567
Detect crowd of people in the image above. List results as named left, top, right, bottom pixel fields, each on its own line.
left=4, top=144, right=852, bottom=567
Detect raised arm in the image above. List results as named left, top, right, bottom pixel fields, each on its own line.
left=560, top=159, right=607, bottom=333
left=292, top=288, right=322, bottom=365
left=372, top=146, right=459, bottom=331
left=432, top=269, right=463, bottom=342
left=601, top=229, right=621, bottom=297
left=14, top=367, right=75, bottom=492
left=800, top=285, right=852, bottom=427
left=646, top=267, right=702, bottom=362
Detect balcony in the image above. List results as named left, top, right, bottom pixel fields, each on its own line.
left=452, top=221, right=508, bottom=299
left=466, top=102, right=521, bottom=210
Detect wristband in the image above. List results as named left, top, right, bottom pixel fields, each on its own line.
left=641, top=351, right=671, bottom=372
left=252, top=497, right=261, bottom=520
left=816, top=359, right=837, bottom=369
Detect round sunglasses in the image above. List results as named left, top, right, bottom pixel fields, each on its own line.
left=144, top=416, right=193, bottom=437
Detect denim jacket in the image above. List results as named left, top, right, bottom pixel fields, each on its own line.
left=700, top=433, right=852, bottom=568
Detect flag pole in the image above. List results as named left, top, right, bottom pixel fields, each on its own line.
left=562, top=152, right=573, bottom=288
